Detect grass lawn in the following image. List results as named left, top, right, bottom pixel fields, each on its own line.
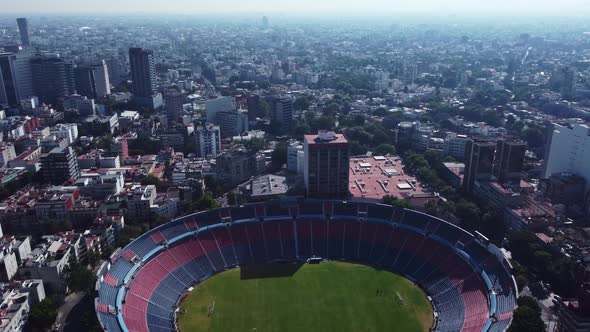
left=177, top=261, right=433, bottom=332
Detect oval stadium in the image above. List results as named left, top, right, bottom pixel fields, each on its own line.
left=95, top=200, right=517, bottom=332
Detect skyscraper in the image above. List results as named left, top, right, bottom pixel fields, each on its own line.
left=269, top=96, right=293, bottom=135
left=74, top=60, right=110, bottom=99
left=16, top=18, right=30, bottom=47
left=462, top=140, right=496, bottom=193
left=31, top=54, right=76, bottom=105
left=262, top=16, right=269, bottom=29
left=304, top=131, right=350, bottom=198
left=164, top=86, right=184, bottom=124
left=0, top=53, right=19, bottom=106
left=195, top=124, right=221, bottom=158
left=543, top=123, right=590, bottom=192
left=247, top=94, right=259, bottom=125
left=129, top=47, right=161, bottom=109
left=494, top=140, right=526, bottom=182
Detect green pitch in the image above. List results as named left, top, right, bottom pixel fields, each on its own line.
left=177, top=261, right=433, bottom=332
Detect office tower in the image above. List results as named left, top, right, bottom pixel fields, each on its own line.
left=41, top=146, right=80, bottom=185
left=195, top=124, right=221, bottom=158
left=494, top=140, right=526, bottom=182
left=216, top=110, right=249, bottom=138
left=2, top=46, right=35, bottom=101
left=206, top=96, right=233, bottom=123
left=74, top=60, right=110, bottom=99
left=129, top=48, right=161, bottom=109
left=269, top=96, right=293, bottom=135
left=463, top=140, right=496, bottom=193
left=247, top=94, right=259, bottom=125
left=164, top=86, right=184, bottom=123
left=304, top=131, right=350, bottom=198
left=0, top=53, right=18, bottom=106
left=262, top=16, right=269, bottom=29
left=31, top=55, right=76, bottom=105
left=129, top=47, right=156, bottom=97
left=16, top=18, right=30, bottom=47
left=543, top=123, right=590, bottom=192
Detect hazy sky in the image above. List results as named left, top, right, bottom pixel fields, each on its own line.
left=3, top=0, right=590, bottom=16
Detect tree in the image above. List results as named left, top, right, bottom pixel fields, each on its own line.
left=191, top=193, right=219, bottom=212
left=227, top=191, right=237, bottom=206
left=508, top=296, right=545, bottom=332
left=293, top=96, right=311, bottom=111
left=141, top=174, right=161, bottom=187
left=65, top=257, right=96, bottom=293
left=382, top=195, right=413, bottom=208
left=374, top=144, right=396, bottom=156
left=29, top=298, right=58, bottom=330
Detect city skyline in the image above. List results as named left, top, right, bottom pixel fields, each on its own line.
left=2, top=0, right=590, bottom=16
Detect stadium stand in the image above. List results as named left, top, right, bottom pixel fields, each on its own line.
left=96, top=200, right=517, bottom=332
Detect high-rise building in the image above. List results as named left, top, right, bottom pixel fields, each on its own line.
left=129, top=48, right=161, bottom=109
left=16, top=18, right=30, bottom=47
left=463, top=140, right=496, bottom=193
left=0, top=53, right=19, bottom=106
left=206, top=96, right=233, bottom=123
left=262, top=16, right=269, bottom=29
left=543, top=123, right=590, bottom=192
left=304, top=131, right=350, bottom=198
left=3, top=47, right=35, bottom=101
left=494, top=140, right=526, bottom=182
left=40, top=146, right=80, bottom=185
left=129, top=48, right=156, bottom=97
left=74, top=60, right=110, bottom=99
left=247, top=95, right=259, bottom=125
left=31, top=55, right=76, bottom=105
left=164, top=86, right=184, bottom=123
left=269, top=96, right=293, bottom=135
left=195, top=124, right=221, bottom=158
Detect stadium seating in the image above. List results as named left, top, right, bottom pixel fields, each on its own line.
left=96, top=201, right=517, bottom=332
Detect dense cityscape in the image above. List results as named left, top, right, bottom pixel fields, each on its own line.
left=0, top=8, right=589, bottom=332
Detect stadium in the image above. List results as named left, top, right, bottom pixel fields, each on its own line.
left=95, top=200, right=518, bottom=332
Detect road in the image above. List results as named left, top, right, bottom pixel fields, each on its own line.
left=55, top=291, right=86, bottom=332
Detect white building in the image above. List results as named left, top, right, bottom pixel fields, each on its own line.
left=195, top=124, right=221, bottom=158
left=216, top=109, right=248, bottom=138
left=543, top=123, right=590, bottom=192
left=288, top=141, right=304, bottom=174
left=50, top=123, right=79, bottom=145
left=206, top=96, right=233, bottom=123
left=445, top=133, right=469, bottom=161
left=0, top=144, right=16, bottom=167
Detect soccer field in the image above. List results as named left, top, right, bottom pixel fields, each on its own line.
left=177, top=261, right=433, bottom=332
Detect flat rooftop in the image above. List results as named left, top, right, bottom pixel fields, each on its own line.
left=349, top=156, right=434, bottom=205
left=304, top=132, right=348, bottom=145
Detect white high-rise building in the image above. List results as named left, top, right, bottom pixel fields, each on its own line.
left=288, top=141, right=303, bottom=174
left=543, top=123, right=590, bottom=191
left=195, top=124, right=221, bottom=158
left=216, top=109, right=248, bottom=138
left=206, top=96, right=233, bottom=123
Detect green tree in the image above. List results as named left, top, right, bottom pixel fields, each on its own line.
left=191, top=193, right=219, bottom=212
left=382, top=195, right=413, bottom=208
left=294, top=96, right=311, bottom=111
left=29, top=298, right=58, bottom=330
left=508, top=296, right=545, bottom=332
left=374, top=144, right=396, bottom=156
left=141, top=174, right=161, bottom=188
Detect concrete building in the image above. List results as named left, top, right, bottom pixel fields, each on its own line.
left=0, top=279, right=45, bottom=332
left=31, top=54, right=76, bottom=105
left=16, top=18, right=30, bottom=47
left=164, top=86, right=183, bottom=124
left=462, top=140, right=496, bottom=193
left=269, top=96, right=293, bottom=134
left=445, top=133, right=469, bottom=161
left=129, top=48, right=161, bottom=109
left=63, top=95, right=96, bottom=116
left=304, top=131, right=350, bottom=198
left=206, top=96, right=233, bottom=123
left=40, top=146, right=80, bottom=185
left=216, top=148, right=265, bottom=187
left=195, top=124, right=221, bottom=158
left=287, top=141, right=304, bottom=174
left=543, top=123, right=590, bottom=193
left=0, top=144, right=16, bottom=167
left=0, top=53, right=19, bottom=107
left=216, top=109, right=248, bottom=138
left=494, top=140, right=526, bottom=182
left=74, top=60, right=111, bottom=99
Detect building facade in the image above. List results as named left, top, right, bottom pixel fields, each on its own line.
left=304, top=131, right=350, bottom=198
